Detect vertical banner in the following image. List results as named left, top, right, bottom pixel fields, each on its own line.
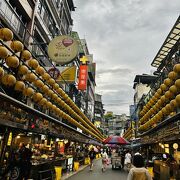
left=78, top=65, right=88, bottom=90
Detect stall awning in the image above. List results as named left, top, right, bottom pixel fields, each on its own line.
left=151, top=16, right=180, bottom=68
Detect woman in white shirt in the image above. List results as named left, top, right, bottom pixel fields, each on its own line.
left=124, top=150, right=132, bottom=171
left=101, top=149, right=108, bottom=172
left=127, top=154, right=152, bottom=180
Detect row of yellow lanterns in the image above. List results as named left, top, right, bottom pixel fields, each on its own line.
left=123, top=126, right=131, bottom=138
left=139, top=64, right=180, bottom=126
left=0, top=28, right=104, bottom=141
left=123, top=129, right=133, bottom=139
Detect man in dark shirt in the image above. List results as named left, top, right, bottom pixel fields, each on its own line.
left=89, top=148, right=96, bottom=171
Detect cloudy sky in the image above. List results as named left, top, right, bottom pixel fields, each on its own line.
left=72, top=0, right=180, bottom=115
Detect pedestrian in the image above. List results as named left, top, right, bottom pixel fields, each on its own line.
left=127, top=154, right=152, bottom=180
left=88, top=147, right=96, bottom=171
left=124, top=150, right=132, bottom=171
left=18, top=142, right=33, bottom=180
left=101, top=149, right=108, bottom=172
left=121, top=149, right=126, bottom=169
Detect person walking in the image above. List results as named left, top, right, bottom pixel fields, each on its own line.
left=88, top=147, right=96, bottom=171
left=101, top=149, right=108, bottom=172
left=124, top=150, right=132, bottom=171
left=127, top=154, right=152, bottom=180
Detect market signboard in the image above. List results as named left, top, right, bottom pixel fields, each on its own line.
left=78, top=65, right=88, bottom=90
left=48, top=35, right=79, bottom=65
left=46, top=66, right=77, bottom=83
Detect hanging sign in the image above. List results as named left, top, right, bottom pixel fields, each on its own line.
left=78, top=65, right=88, bottom=90
left=48, top=35, right=78, bottom=65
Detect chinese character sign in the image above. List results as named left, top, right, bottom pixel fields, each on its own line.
left=78, top=65, right=88, bottom=90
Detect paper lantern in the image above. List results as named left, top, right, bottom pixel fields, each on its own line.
left=42, top=85, right=49, bottom=93
left=53, top=83, right=59, bottom=90
left=157, top=99, right=162, bottom=107
left=164, top=78, right=171, bottom=86
left=173, top=64, right=180, bottom=73
left=35, top=66, right=45, bottom=76
left=161, top=95, right=166, bottom=103
left=47, top=89, right=53, bottom=97
left=0, top=67, right=4, bottom=78
left=175, top=94, right=180, bottom=106
left=0, top=46, right=8, bottom=58
left=6, top=74, right=16, bottom=86
left=162, top=107, right=167, bottom=115
left=21, top=50, right=31, bottom=60
left=46, top=101, right=53, bottom=109
left=158, top=111, right=163, bottom=118
left=165, top=91, right=173, bottom=99
left=47, top=78, right=55, bottom=86
left=38, top=98, right=47, bottom=106
left=165, top=104, right=172, bottom=112
left=25, top=73, right=37, bottom=82
left=52, top=93, right=58, bottom=101
left=28, top=59, right=39, bottom=69
left=34, top=79, right=44, bottom=88
left=1, top=74, right=8, bottom=85
left=0, top=28, right=13, bottom=41
left=33, top=93, right=43, bottom=102
left=5, top=56, right=19, bottom=68
left=23, top=87, right=34, bottom=97
left=18, top=65, right=28, bottom=75
left=10, top=41, right=24, bottom=52
left=14, top=81, right=25, bottom=91
left=175, top=79, right=180, bottom=89
left=170, top=99, right=177, bottom=109
left=154, top=92, right=160, bottom=99
left=169, top=85, right=178, bottom=94
left=168, top=71, right=178, bottom=80
left=42, top=73, right=50, bottom=81
left=160, top=84, right=167, bottom=91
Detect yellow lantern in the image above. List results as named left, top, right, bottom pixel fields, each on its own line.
left=46, top=101, right=53, bottom=109
left=42, top=85, right=49, bottom=93
left=165, top=91, right=173, bottom=100
left=28, top=59, right=39, bottom=69
left=168, top=71, right=178, bottom=80
left=0, top=28, right=13, bottom=41
left=164, top=78, right=172, bottom=87
left=18, top=65, right=28, bottom=75
left=162, top=107, right=167, bottom=116
left=170, top=99, right=177, bottom=109
left=169, top=85, right=178, bottom=94
left=161, top=95, right=166, bottom=103
left=175, top=94, right=180, bottom=106
left=21, top=50, right=31, bottom=61
left=42, top=73, right=50, bottom=81
left=0, top=46, right=8, bottom=58
left=53, top=83, right=59, bottom=90
left=39, top=98, right=47, bottom=106
left=5, top=56, right=19, bottom=68
left=6, top=74, right=16, bottom=86
left=33, top=93, right=43, bottom=102
left=165, top=104, right=172, bottom=113
left=160, top=84, right=167, bottom=91
left=154, top=92, right=160, bottom=99
left=157, top=88, right=163, bottom=95
left=0, top=67, right=4, bottom=78
left=173, top=64, right=180, bottom=73
left=158, top=111, right=163, bottom=118
left=47, top=78, right=55, bottom=86
left=34, top=79, right=44, bottom=88
left=47, top=89, right=53, bottom=97
left=25, top=73, right=37, bottom=82
left=10, top=41, right=24, bottom=52
left=175, top=79, right=180, bottom=89
left=52, top=93, right=58, bottom=101
left=35, top=66, right=45, bottom=76
left=1, top=74, right=9, bottom=85
left=14, top=81, right=25, bottom=91
left=23, top=87, right=34, bottom=97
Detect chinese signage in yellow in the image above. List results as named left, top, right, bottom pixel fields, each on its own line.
left=48, top=35, right=78, bottom=65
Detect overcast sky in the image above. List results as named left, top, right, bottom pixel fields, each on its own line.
left=72, top=0, right=180, bottom=115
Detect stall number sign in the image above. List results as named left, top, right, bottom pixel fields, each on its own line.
left=78, top=65, right=88, bottom=90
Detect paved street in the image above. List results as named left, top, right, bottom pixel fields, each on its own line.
left=68, top=159, right=128, bottom=180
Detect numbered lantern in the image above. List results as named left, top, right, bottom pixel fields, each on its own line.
left=164, top=78, right=172, bottom=87
left=173, top=64, right=180, bottom=74
left=53, top=83, right=59, bottom=90
left=18, top=65, right=28, bottom=75
left=0, top=28, right=13, bottom=41
left=42, top=85, right=49, bottom=93
left=23, top=87, right=34, bottom=97
left=5, top=74, right=16, bottom=86
left=47, top=89, right=53, bottom=98
left=42, top=73, right=50, bottom=81
left=10, top=41, right=24, bottom=52
left=35, top=66, right=45, bottom=76
left=25, top=73, right=37, bottom=82
left=21, top=50, right=32, bottom=61
left=160, top=84, right=167, bottom=91
left=33, top=93, right=43, bottom=102
left=0, top=46, right=8, bottom=58
left=170, top=99, right=177, bottom=110
left=38, top=98, right=47, bottom=106
left=165, top=91, right=173, bottom=100
left=28, top=59, right=39, bottom=69
left=34, top=79, right=44, bottom=89
left=169, top=85, right=178, bottom=94
left=168, top=71, right=178, bottom=80
left=5, top=56, right=19, bottom=68
left=47, top=78, right=55, bottom=86
left=14, top=81, right=25, bottom=91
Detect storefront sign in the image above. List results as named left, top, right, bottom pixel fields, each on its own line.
left=46, top=66, right=77, bottom=83
left=78, top=65, right=88, bottom=90
left=48, top=35, right=78, bottom=65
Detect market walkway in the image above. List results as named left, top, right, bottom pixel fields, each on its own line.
left=66, top=159, right=128, bottom=180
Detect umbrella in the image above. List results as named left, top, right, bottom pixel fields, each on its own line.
left=103, top=136, right=130, bottom=145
